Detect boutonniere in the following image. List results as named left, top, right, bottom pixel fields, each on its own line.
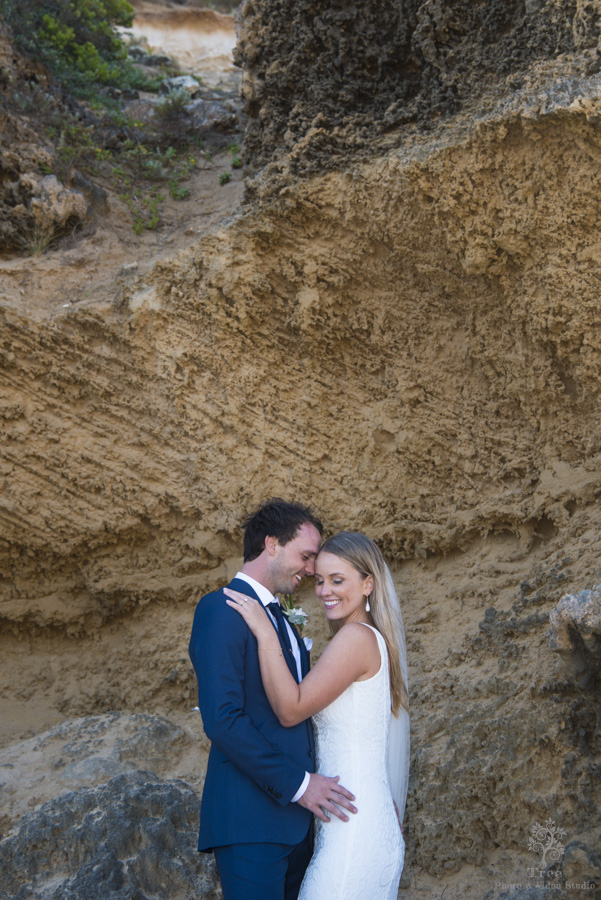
left=280, top=594, right=309, bottom=633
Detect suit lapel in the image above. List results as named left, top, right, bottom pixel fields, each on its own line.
left=227, top=579, right=300, bottom=683
left=273, top=615, right=301, bottom=683
left=227, top=578, right=314, bottom=758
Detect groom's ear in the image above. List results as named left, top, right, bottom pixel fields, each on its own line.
left=264, top=534, right=279, bottom=556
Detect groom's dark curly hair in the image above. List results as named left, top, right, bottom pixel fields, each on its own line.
left=242, top=498, right=323, bottom=562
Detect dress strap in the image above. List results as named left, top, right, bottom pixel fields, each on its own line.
left=358, top=622, right=387, bottom=674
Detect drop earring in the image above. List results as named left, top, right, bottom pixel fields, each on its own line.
left=365, top=594, right=371, bottom=612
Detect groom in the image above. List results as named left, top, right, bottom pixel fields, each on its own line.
left=189, top=499, right=357, bottom=900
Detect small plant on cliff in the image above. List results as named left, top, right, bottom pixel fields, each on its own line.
left=217, top=144, right=241, bottom=185
left=229, top=142, right=242, bottom=169
left=122, top=189, right=163, bottom=235
left=16, top=221, right=59, bottom=257
left=11, top=86, right=55, bottom=113
left=154, top=89, right=190, bottom=121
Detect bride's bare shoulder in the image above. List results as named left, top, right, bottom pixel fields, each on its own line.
left=315, top=622, right=381, bottom=682
left=331, top=622, right=379, bottom=647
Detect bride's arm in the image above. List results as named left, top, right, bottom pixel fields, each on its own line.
left=224, top=588, right=378, bottom=727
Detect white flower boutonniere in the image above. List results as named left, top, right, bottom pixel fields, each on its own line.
left=280, top=594, right=309, bottom=633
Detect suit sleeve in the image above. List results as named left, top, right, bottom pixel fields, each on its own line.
left=189, top=591, right=307, bottom=807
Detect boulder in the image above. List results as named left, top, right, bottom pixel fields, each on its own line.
left=12, top=173, right=89, bottom=237
left=160, top=76, right=202, bottom=97
left=0, top=770, right=220, bottom=900
left=188, top=98, right=238, bottom=131
left=548, top=587, right=601, bottom=679
left=0, top=713, right=206, bottom=833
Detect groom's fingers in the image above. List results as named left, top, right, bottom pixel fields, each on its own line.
left=326, top=782, right=358, bottom=822
left=331, top=779, right=356, bottom=803
left=297, top=773, right=357, bottom=822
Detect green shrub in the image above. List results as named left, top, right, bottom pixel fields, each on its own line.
left=2, top=0, right=213, bottom=237
left=154, top=89, right=190, bottom=120
left=3, top=0, right=156, bottom=97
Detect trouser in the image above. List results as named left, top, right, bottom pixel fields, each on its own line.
left=213, top=831, right=313, bottom=900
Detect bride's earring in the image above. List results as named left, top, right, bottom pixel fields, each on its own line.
left=365, top=593, right=371, bottom=612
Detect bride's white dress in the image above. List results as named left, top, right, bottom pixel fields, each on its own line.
left=299, top=624, right=405, bottom=900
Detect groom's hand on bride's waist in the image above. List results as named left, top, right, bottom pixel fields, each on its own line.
left=296, top=774, right=357, bottom=823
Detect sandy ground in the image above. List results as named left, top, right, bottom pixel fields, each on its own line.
left=0, top=161, right=243, bottom=320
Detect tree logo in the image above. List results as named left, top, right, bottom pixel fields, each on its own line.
left=527, top=819, right=566, bottom=875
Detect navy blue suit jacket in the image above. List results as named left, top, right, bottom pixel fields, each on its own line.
left=189, top=577, right=315, bottom=851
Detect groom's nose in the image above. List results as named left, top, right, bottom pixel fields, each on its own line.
left=305, top=557, right=316, bottom=575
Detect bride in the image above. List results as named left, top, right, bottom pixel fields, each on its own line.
left=225, top=531, right=410, bottom=900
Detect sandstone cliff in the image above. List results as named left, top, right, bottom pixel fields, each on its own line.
left=1, top=3, right=601, bottom=899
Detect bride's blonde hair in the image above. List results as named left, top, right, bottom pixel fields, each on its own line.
left=319, top=532, right=408, bottom=716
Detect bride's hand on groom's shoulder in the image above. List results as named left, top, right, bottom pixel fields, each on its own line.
left=297, top=773, right=358, bottom=823
left=224, top=588, right=273, bottom=640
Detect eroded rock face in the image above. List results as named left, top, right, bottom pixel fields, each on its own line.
left=2, top=5, right=601, bottom=900
left=3, top=102, right=601, bottom=893
left=22, top=174, right=89, bottom=229
left=235, top=0, right=597, bottom=175
left=4, top=100, right=601, bottom=627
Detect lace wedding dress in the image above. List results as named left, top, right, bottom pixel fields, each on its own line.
left=299, top=625, right=405, bottom=900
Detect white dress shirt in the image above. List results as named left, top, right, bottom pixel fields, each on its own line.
left=234, top=572, right=310, bottom=802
